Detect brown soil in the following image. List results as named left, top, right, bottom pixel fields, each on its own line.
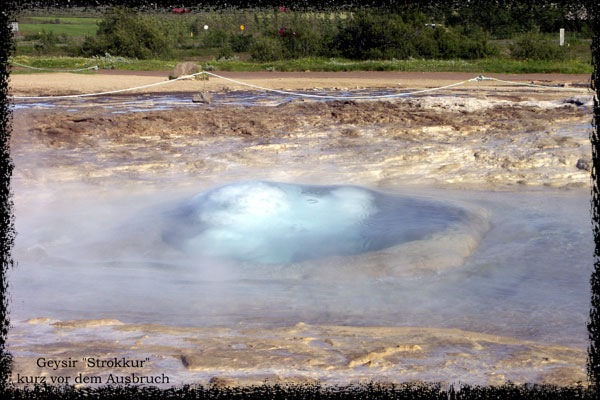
left=12, top=92, right=591, bottom=191
left=19, top=98, right=585, bottom=145
left=8, top=318, right=588, bottom=388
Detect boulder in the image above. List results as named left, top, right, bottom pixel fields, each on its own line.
left=563, top=96, right=593, bottom=107
left=192, top=92, right=213, bottom=104
left=576, top=158, right=591, bottom=172
left=171, top=62, right=202, bottom=79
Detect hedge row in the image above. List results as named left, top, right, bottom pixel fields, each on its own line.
left=75, top=7, right=572, bottom=62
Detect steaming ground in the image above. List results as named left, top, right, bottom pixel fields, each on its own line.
left=7, top=83, right=594, bottom=387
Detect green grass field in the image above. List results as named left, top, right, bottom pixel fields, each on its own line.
left=26, top=17, right=102, bottom=24
left=206, top=57, right=592, bottom=74
left=10, top=55, right=178, bottom=72
left=19, top=22, right=99, bottom=37
left=9, top=55, right=593, bottom=75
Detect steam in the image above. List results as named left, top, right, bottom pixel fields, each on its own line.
left=160, top=181, right=480, bottom=268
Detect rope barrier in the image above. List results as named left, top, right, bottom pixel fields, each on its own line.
left=11, top=72, right=590, bottom=101
left=471, top=74, right=589, bottom=92
left=11, top=61, right=99, bottom=72
left=201, top=71, right=477, bottom=99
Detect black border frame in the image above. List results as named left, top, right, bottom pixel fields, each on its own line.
left=1, top=1, right=598, bottom=399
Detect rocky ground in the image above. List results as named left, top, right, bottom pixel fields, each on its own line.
left=7, top=72, right=595, bottom=388
left=8, top=318, right=587, bottom=388
left=12, top=91, right=592, bottom=191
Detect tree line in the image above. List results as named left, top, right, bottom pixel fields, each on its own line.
left=73, top=4, right=588, bottom=61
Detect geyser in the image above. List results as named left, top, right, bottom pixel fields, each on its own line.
left=162, top=181, right=478, bottom=265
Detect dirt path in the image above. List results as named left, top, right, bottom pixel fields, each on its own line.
left=10, top=70, right=590, bottom=97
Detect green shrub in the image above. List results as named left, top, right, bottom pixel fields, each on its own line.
left=250, top=36, right=283, bottom=61
left=455, top=26, right=499, bottom=59
left=217, top=44, right=234, bottom=60
left=85, top=53, right=134, bottom=69
left=78, top=7, right=172, bottom=59
left=332, top=11, right=497, bottom=61
left=413, top=29, right=439, bottom=58
left=23, top=33, right=40, bottom=41
left=510, top=33, right=566, bottom=60
left=32, top=30, right=59, bottom=55
left=202, top=29, right=228, bottom=48
left=279, top=26, right=323, bottom=59
left=229, top=33, right=253, bottom=52
left=432, top=28, right=460, bottom=59
left=333, top=11, right=415, bottom=60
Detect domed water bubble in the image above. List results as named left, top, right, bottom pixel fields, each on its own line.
left=161, top=181, right=486, bottom=269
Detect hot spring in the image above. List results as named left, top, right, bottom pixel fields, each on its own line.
left=9, top=180, right=590, bottom=348
left=161, top=181, right=478, bottom=262
left=7, top=90, right=594, bottom=385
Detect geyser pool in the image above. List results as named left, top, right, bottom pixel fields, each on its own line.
left=161, top=181, right=483, bottom=266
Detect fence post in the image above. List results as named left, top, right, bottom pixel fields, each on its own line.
left=559, top=28, right=565, bottom=46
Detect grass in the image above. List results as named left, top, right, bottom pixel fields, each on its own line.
left=11, top=55, right=94, bottom=67
left=9, top=55, right=593, bottom=75
left=203, top=57, right=593, bottom=74
left=10, top=55, right=177, bottom=72
left=9, top=68, right=97, bottom=75
left=18, top=7, right=106, bottom=18
left=26, top=17, right=102, bottom=24
left=492, top=39, right=591, bottom=63
left=18, top=23, right=99, bottom=37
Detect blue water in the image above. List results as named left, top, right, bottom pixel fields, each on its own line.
left=160, top=181, right=474, bottom=264
left=7, top=90, right=594, bottom=352
left=10, top=90, right=464, bottom=112
left=9, top=183, right=591, bottom=349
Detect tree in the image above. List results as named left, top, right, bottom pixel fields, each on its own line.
left=79, top=7, right=172, bottom=59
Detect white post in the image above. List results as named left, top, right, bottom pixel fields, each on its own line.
left=559, top=28, right=565, bottom=46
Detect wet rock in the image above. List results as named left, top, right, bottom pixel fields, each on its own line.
left=209, top=376, right=238, bottom=387
left=341, top=128, right=359, bottom=137
left=45, top=127, right=70, bottom=136
left=12, top=93, right=591, bottom=190
left=51, top=319, right=124, bottom=329
left=554, top=136, right=583, bottom=148
left=192, top=92, right=213, bottom=104
left=563, top=96, right=593, bottom=107
left=536, top=136, right=581, bottom=150
left=576, top=158, right=591, bottom=171
left=540, top=367, right=587, bottom=386
left=437, top=163, right=461, bottom=172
